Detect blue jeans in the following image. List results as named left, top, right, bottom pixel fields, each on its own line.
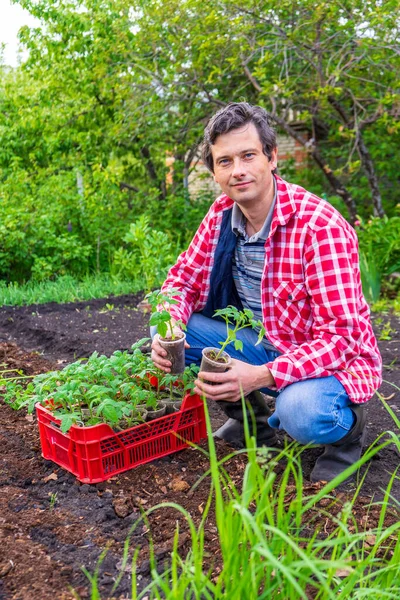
left=152, top=312, right=356, bottom=445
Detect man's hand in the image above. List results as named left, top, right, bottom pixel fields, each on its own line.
left=194, top=358, right=275, bottom=402
left=151, top=324, right=190, bottom=373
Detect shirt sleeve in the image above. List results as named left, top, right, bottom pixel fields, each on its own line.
left=161, top=206, right=216, bottom=324
left=266, top=225, right=365, bottom=389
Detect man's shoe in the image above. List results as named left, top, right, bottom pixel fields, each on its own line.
left=214, top=391, right=278, bottom=448
left=310, top=405, right=367, bottom=483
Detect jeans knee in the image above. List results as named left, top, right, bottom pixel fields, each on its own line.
left=269, top=377, right=353, bottom=445
left=275, top=392, right=322, bottom=445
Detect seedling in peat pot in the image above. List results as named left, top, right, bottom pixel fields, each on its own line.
left=146, top=288, right=187, bottom=374
left=200, top=306, right=266, bottom=375
left=157, top=364, right=200, bottom=413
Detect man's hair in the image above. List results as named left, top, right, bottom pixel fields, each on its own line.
left=201, top=102, right=277, bottom=172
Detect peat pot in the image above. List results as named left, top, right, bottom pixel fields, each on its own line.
left=159, top=391, right=183, bottom=414
left=145, top=403, right=167, bottom=422
left=158, top=332, right=186, bottom=375
left=200, top=347, right=232, bottom=378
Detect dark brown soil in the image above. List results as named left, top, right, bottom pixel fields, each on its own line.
left=204, top=349, right=229, bottom=364
left=0, top=296, right=399, bottom=599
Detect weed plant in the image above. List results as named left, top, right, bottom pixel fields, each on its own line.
left=372, top=294, right=400, bottom=316
left=78, top=386, right=400, bottom=599
left=111, top=215, right=177, bottom=294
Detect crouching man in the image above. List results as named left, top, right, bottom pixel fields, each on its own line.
left=151, top=102, right=382, bottom=482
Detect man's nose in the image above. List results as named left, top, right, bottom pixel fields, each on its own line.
left=231, top=158, right=246, bottom=178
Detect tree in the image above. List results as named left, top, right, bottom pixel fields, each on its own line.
left=229, top=0, right=400, bottom=219
left=114, top=0, right=399, bottom=221
left=1, top=0, right=398, bottom=279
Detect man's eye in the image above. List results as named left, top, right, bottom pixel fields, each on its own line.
left=218, top=159, right=230, bottom=166
left=244, top=153, right=255, bottom=159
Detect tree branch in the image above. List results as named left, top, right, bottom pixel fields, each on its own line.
left=327, top=95, right=385, bottom=217
left=119, top=181, right=139, bottom=193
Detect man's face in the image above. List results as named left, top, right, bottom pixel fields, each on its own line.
left=211, top=122, right=277, bottom=208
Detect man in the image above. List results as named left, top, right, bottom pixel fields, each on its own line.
left=151, top=102, right=382, bottom=482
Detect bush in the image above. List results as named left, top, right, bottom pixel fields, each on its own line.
left=110, top=215, right=176, bottom=293
left=356, top=215, right=400, bottom=302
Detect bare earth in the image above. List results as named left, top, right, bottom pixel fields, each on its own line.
left=0, top=294, right=399, bottom=599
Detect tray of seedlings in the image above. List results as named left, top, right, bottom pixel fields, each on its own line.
left=6, top=338, right=205, bottom=483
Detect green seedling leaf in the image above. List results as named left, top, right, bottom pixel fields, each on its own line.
left=146, top=288, right=185, bottom=339
left=56, top=413, right=78, bottom=433
left=101, top=404, right=120, bottom=424
left=149, top=310, right=170, bottom=338
left=234, top=339, right=243, bottom=352
left=4, top=341, right=199, bottom=432
left=131, top=337, right=151, bottom=351
left=243, top=308, right=255, bottom=320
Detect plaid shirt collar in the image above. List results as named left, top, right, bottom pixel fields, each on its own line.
left=219, top=175, right=297, bottom=237
left=271, top=175, right=297, bottom=229
left=231, top=178, right=277, bottom=242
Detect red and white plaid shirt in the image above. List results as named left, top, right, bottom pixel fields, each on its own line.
left=163, top=176, right=382, bottom=403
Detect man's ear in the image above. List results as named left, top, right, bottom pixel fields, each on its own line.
left=270, top=148, right=278, bottom=170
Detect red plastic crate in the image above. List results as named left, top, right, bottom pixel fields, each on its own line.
left=36, top=393, right=206, bottom=484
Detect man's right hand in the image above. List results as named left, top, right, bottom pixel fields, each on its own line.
left=151, top=326, right=190, bottom=373
left=151, top=334, right=172, bottom=372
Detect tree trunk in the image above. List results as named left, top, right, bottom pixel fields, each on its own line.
left=328, top=96, right=385, bottom=218
left=140, top=145, right=166, bottom=200
left=171, top=151, right=185, bottom=194
left=356, top=135, right=385, bottom=217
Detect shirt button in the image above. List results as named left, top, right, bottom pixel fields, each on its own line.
left=288, top=294, right=293, bottom=300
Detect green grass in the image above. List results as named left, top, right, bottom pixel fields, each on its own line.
left=0, top=274, right=143, bottom=306
left=77, top=387, right=400, bottom=600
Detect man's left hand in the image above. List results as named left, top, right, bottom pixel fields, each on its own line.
left=194, top=358, right=275, bottom=402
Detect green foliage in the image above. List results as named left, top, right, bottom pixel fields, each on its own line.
left=356, top=215, right=400, bottom=302
left=377, top=320, right=396, bottom=342
left=356, top=216, right=400, bottom=276
left=111, top=216, right=176, bottom=294
left=0, top=0, right=219, bottom=284
left=0, top=274, right=140, bottom=307
left=371, top=294, right=400, bottom=316
left=2, top=380, right=36, bottom=410
left=359, top=251, right=381, bottom=305
left=141, top=191, right=214, bottom=249
left=2, top=338, right=199, bottom=431
left=0, top=170, right=90, bottom=281
left=0, top=0, right=399, bottom=287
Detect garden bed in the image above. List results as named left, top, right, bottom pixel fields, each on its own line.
left=0, top=295, right=399, bottom=599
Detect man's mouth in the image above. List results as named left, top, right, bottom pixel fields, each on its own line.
left=233, top=181, right=252, bottom=188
